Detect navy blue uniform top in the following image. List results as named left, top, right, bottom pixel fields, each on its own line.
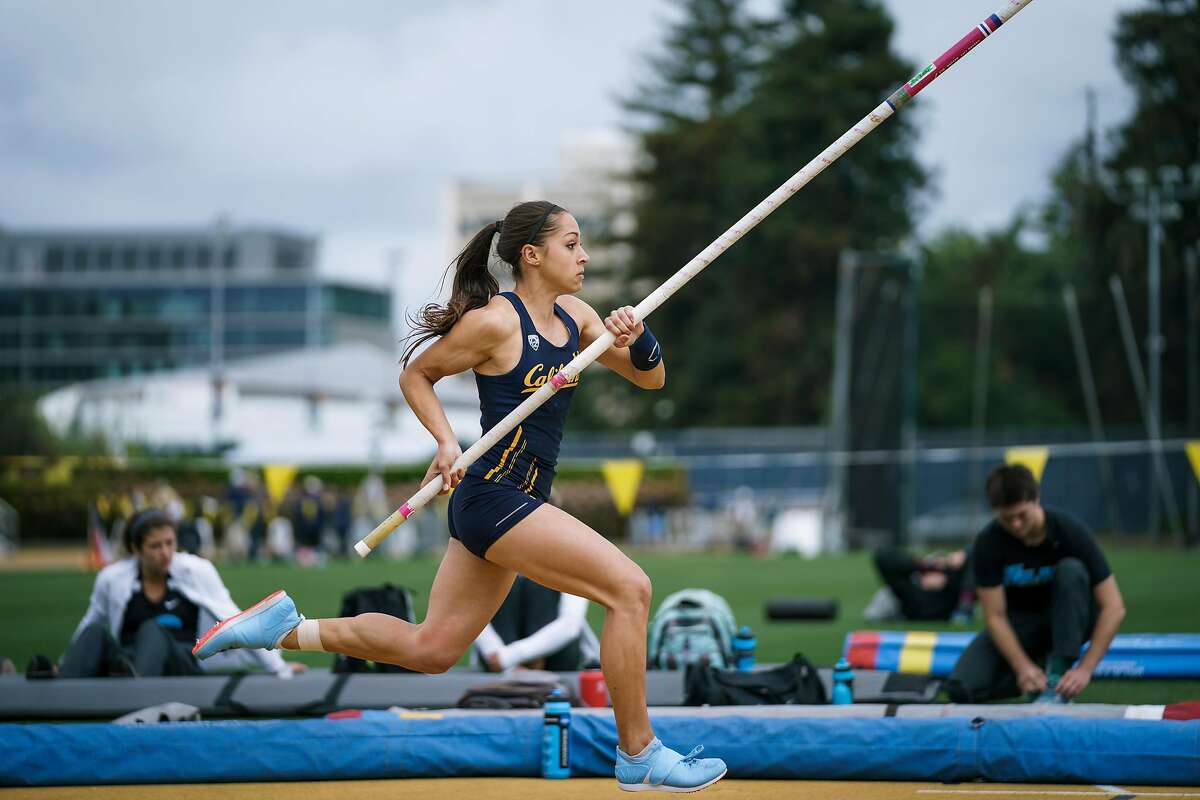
left=465, top=292, right=580, bottom=499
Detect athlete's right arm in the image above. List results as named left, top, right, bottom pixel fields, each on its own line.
left=399, top=304, right=512, bottom=492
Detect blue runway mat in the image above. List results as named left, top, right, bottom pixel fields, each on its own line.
left=2, top=709, right=1197, bottom=786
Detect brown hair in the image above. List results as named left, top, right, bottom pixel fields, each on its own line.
left=402, top=200, right=565, bottom=365
left=985, top=463, right=1040, bottom=508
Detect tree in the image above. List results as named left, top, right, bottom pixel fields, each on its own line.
left=918, top=224, right=1082, bottom=430
left=0, top=390, right=59, bottom=456
left=1042, top=0, right=1200, bottom=429
left=618, top=0, right=928, bottom=429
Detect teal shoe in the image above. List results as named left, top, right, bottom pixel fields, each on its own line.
left=1031, top=688, right=1070, bottom=705
left=193, top=590, right=302, bottom=659
left=616, top=737, right=727, bottom=793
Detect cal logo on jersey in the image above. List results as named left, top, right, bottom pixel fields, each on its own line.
left=527, top=334, right=540, bottom=351
left=522, top=362, right=580, bottom=394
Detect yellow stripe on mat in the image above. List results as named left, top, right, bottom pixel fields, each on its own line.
left=898, top=631, right=938, bottom=674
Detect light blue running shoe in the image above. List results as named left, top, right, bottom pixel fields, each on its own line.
left=192, top=590, right=303, bottom=659
left=615, top=737, right=727, bottom=793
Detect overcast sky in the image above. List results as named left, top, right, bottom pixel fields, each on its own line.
left=1, top=0, right=1142, bottom=313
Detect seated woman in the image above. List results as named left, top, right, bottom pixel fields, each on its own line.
left=56, top=508, right=301, bottom=678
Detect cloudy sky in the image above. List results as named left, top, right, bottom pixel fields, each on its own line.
left=1, top=0, right=1141, bottom=312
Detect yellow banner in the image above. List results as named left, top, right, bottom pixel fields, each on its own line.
left=43, top=456, right=80, bottom=486
left=601, top=459, right=644, bottom=516
left=1187, top=441, right=1200, bottom=483
left=262, top=464, right=298, bottom=507
left=1005, top=447, right=1049, bottom=482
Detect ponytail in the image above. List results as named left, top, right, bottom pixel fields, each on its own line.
left=402, top=221, right=502, bottom=365
left=400, top=200, right=566, bottom=366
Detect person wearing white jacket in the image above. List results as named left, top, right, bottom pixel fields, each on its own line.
left=58, top=508, right=298, bottom=679
left=473, top=576, right=599, bottom=672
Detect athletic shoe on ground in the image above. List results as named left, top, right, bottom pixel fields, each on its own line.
left=616, top=737, right=727, bottom=793
left=192, top=590, right=302, bottom=659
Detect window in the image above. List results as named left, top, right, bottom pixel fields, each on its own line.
left=327, top=286, right=389, bottom=319
left=196, top=246, right=212, bottom=270
left=44, top=247, right=65, bottom=273
left=97, top=248, right=113, bottom=271
left=274, top=240, right=306, bottom=270
left=223, top=246, right=238, bottom=270
left=71, top=247, right=88, bottom=271
left=121, top=247, right=138, bottom=270
left=171, top=246, right=187, bottom=270
left=146, top=248, right=162, bottom=270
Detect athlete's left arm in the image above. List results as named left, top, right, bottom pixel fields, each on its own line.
left=1057, top=575, right=1126, bottom=698
left=561, top=296, right=665, bottom=390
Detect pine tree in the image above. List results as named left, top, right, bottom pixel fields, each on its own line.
left=621, top=0, right=927, bottom=427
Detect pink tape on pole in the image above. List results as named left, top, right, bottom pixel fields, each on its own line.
left=550, top=372, right=570, bottom=389
left=399, top=503, right=414, bottom=519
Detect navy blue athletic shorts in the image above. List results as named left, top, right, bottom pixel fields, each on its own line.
left=448, top=476, right=545, bottom=559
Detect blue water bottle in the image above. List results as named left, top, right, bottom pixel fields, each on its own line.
left=542, top=688, right=571, bottom=779
left=832, top=657, right=854, bottom=705
left=733, top=625, right=757, bottom=671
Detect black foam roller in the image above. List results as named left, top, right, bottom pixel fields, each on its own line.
left=765, top=596, right=839, bottom=621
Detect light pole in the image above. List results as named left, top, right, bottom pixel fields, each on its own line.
left=1104, top=163, right=1200, bottom=536
left=210, top=214, right=230, bottom=449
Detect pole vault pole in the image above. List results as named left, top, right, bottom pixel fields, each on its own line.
left=356, top=0, right=1040, bottom=556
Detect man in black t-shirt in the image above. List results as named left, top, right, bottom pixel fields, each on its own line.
left=946, top=464, right=1126, bottom=703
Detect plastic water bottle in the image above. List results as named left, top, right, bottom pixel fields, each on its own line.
left=733, top=625, right=757, bottom=671
left=542, top=689, right=571, bottom=779
left=832, top=657, right=854, bottom=705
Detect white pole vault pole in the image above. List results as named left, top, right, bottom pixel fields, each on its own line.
left=356, top=0, right=1039, bottom=556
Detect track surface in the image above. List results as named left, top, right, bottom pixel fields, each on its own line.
left=5, top=781, right=1199, bottom=799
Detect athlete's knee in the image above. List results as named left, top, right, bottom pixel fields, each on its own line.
left=410, top=625, right=466, bottom=674
left=610, top=567, right=652, bottom=617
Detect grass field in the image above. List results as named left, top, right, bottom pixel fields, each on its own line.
left=1, top=546, right=1197, bottom=704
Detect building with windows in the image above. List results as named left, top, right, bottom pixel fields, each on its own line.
left=37, top=341, right=480, bottom=464
left=0, top=225, right=392, bottom=388
left=446, top=129, right=638, bottom=306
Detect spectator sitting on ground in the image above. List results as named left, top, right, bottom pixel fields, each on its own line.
left=45, top=508, right=303, bottom=679
left=473, top=575, right=599, bottom=672
left=866, top=545, right=976, bottom=623
left=946, top=464, right=1126, bottom=704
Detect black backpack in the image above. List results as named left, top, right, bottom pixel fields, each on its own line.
left=684, top=653, right=827, bottom=705
left=331, top=583, right=418, bottom=674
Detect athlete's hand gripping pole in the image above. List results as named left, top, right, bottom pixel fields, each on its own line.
left=355, top=0, right=1038, bottom=557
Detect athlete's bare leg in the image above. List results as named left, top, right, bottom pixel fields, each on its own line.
left=279, top=538, right=515, bottom=673
left=486, top=503, right=655, bottom=755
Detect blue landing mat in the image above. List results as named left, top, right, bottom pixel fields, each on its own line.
left=2, top=709, right=1197, bottom=786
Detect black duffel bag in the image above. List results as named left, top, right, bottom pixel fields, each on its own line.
left=684, top=653, right=827, bottom=705
left=457, top=679, right=578, bottom=709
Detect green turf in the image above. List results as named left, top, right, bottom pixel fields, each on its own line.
left=1, top=547, right=1196, bottom=704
